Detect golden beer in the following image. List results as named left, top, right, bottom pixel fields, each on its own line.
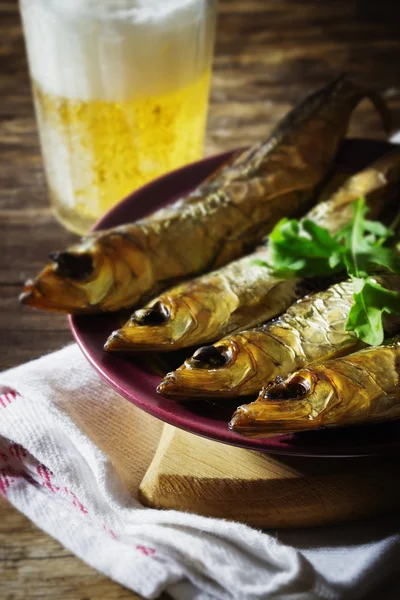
left=20, top=0, right=216, bottom=233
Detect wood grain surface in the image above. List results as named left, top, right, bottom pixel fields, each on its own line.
left=1, top=0, right=400, bottom=598
left=0, top=497, right=142, bottom=600
left=139, top=425, right=400, bottom=528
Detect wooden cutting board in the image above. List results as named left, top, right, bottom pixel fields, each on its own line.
left=139, top=424, right=400, bottom=528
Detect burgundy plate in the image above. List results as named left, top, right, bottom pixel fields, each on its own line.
left=70, top=139, right=400, bottom=457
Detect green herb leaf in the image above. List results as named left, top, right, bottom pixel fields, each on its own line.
left=263, top=196, right=400, bottom=346
left=346, top=277, right=400, bottom=346
left=338, top=197, right=373, bottom=277
left=338, top=197, right=400, bottom=277
left=363, top=219, right=393, bottom=238
left=360, top=246, right=400, bottom=273
left=266, top=218, right=344, bottom=277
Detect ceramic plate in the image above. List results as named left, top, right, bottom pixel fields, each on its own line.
left=70, top=139, right=400, bottom=457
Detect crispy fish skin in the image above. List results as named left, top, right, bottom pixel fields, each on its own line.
left=230, top=342, right=400, bottom=437
left=106, top=151, right=400, bottom=352
left=20, top=76, right=390, bottom=314
left=104, top=248, right=300, bottom=351
left=157, top=274, right=400, bottom=398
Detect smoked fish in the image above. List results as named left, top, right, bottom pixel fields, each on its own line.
left=105, top=151, right=400, bottom=352
left=20, top=76, right=389, bottom=313
left=158, top=274, right=400, bottom=398
left=230, top=341, right=400, bottom=437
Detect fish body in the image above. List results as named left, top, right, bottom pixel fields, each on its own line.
left=158, top=274, right=400, bottom=398
left=104, top=248, right=302, bottom=351
left=106, top=151, right=400, bottom=352
left=230, top=341, right=400, bottom=437
left=20, top=76, right=389, bottom=314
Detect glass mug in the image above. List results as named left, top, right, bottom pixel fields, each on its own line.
left=19, top=0, right=217, bottom=234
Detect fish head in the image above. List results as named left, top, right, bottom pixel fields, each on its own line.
left=104, top=282, right=231, bottom=352
left=104, top=296, right=178, bottom=352
left=19, top=230, right=151, bottom=313
left=230, top=368, right=339, bottom=437
left=157, top=335, right=265, bottom=398
left=19, top=241, right=102, bottom=313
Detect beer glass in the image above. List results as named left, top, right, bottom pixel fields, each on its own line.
left=19, top=0, right=217, bottom=234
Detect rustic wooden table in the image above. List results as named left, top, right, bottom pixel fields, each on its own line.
left=1, top=0, right=400, bottom=598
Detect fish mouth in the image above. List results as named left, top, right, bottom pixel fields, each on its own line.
left=19, top=280, right=46, bottom=308
left=19, top=274, right=89, bottom=313
left=229, top=408, right=287, bottom=438
left=156, top=369, right=232, bottom=398
left=157, top=372, right=182, bottom=397
left=104, top=329, right=136, bottom=352
left=229, top=399, right=317, bottom=438
left=157, top=354, right=241, bottom=399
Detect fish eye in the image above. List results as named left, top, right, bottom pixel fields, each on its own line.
left=263, top=372, right=313, bottom=400
left=131, top=301, right=170, bottom=325
left=50, top=251, right=94, bottom=280
left=190, top=345, right=227, bottom=368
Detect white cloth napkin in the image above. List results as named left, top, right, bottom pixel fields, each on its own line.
left=1, top=345, right=399, bottom=600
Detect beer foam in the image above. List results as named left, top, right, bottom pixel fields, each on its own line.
left=20, top=0, right=214, bottom=101
left=46, top=0, right=201, bottom=24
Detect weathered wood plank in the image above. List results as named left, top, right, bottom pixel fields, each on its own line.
left=0, top=497, right=166, bottom=600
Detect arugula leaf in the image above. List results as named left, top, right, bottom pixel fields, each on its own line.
left=357, top=246, right=400, bottom=274
left=266, top=218, right=344, bottom=277
left=346, top=277, right=400, bottom=346
left=338, top=197, right=399, bottom=277
left=262, top=196, right=400, bottom=346
left=336, top=197, right=392, bottom=247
